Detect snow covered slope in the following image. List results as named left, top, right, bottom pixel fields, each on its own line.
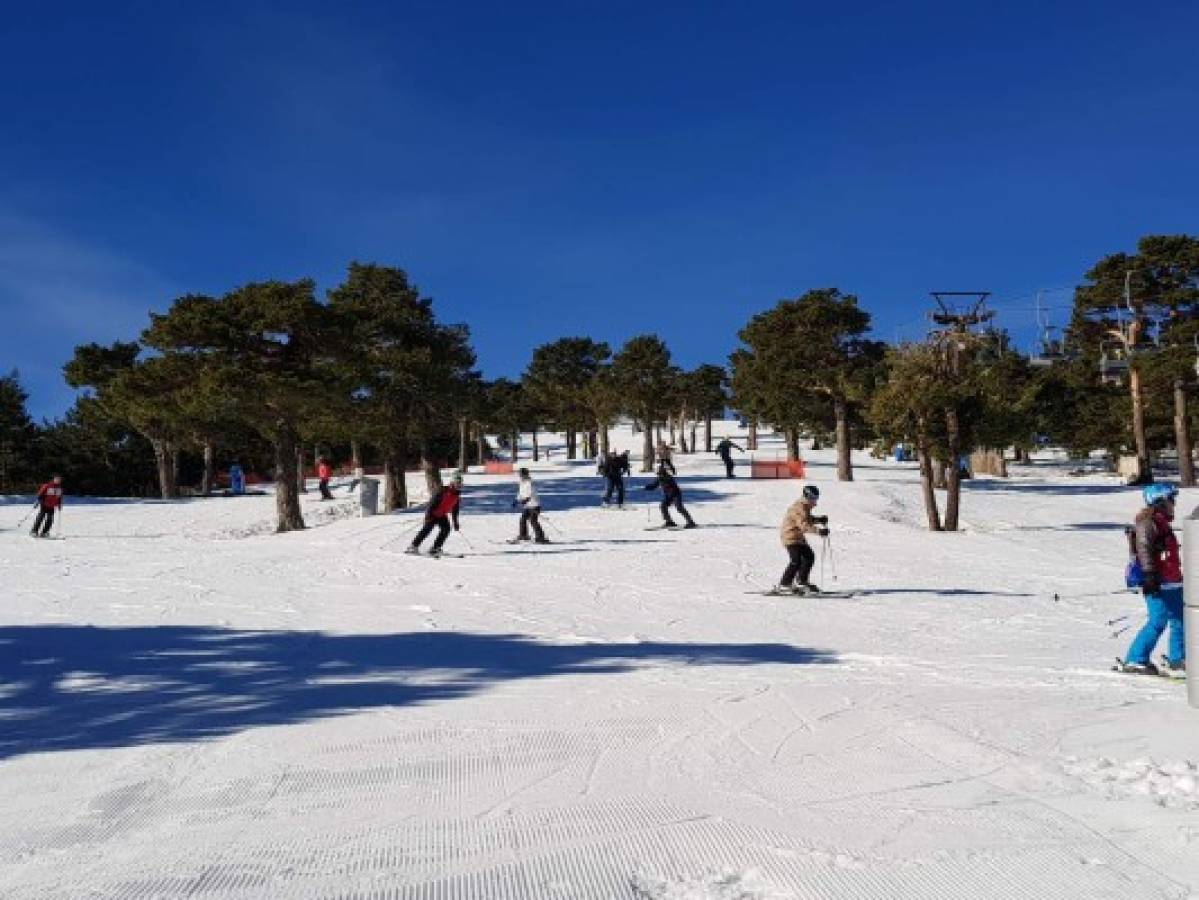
left=2, top=426, right=1197, bottom=899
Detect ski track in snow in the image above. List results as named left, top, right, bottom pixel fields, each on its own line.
left=1, top=429, right=1198, bottom=898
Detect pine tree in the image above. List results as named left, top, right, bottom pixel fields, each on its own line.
left=611, top=336, right=679, bottom=472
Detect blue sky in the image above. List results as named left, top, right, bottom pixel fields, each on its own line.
left=2, top=1, right=1197, bottom=420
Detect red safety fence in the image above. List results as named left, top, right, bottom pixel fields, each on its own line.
left=484, top=461, right=515, bottom=475
left=750, top=459, right=806, bottom=479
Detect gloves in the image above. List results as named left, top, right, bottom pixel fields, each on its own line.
left=1142, top=572, right=1161, bottom=595
left=817, top=527, right=830, bottom=537
left=812, top=515, right=828, bottom=525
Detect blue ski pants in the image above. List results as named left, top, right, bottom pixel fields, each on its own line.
left=1125, top=585, right=1185, bottom=665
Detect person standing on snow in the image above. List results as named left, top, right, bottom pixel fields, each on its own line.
left=772, top=484, right=829, bottom=594
left=407, top=472, right=463, bottom=557
left=317, top=457, right=334, bottom=500
left=1121, top=483, right=1186, bottom=675
left=30, top=475, right=64, bottom=538
left=643, top=463, right=696, bottom=528
left=714, top=438, right=744, bottom=478
left=511, top=468, right=549, bottom=543
left=602, top=450, right=630, bottom=507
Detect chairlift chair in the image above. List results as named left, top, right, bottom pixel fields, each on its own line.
left=1099, top=342, right=1129, bottom=386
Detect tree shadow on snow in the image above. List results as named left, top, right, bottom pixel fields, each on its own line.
left=460, top=473, right=732, bottom=515
left=855, top=588, right=1035, bottom=598
left=0, top=625, right=836, bottom=760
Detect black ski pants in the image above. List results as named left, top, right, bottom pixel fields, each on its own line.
left=720, top=454, right=735, bottom=478
left=32, top=507, right=55, bottom=537
left=412, top=516, right=452, bottom=551
left=660, top=494, right=694, bottom=526
left=780, top=542, right=816, bottom=587
left=518, top=507, right=547, bottom=542
left=604, top=476, right=625, bottom=506
left=319, top=478, right=334, bottom=500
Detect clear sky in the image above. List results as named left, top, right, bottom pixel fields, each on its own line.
left=2, top=1, right=1197, bottom=420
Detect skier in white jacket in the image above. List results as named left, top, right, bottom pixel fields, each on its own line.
left=511, top=468, right=550, bottom=544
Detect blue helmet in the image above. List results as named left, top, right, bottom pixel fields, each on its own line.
left=1142, top=483, right=1178, bottom=507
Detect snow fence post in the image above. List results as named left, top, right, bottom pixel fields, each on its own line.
left=1185, top=509, right=1199, bottom=708
left=359, top=477, right=379, bottom=517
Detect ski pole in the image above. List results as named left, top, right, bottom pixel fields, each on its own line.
left=456, top=529, right=476, bottom=551
left=825, top=534, right=838, bottom=582
left=16, top=505, right=36, bottom=529
left=542, top=515, right=566, bottom=538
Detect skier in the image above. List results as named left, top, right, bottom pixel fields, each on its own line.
left=772, top=485, right=829, bottom=594
left=510, top=468, right=549, bottom=543
left=317, top=457, right=334, bottom=500
left=643, top=463, right=696, bottom=528
left=347, top=463, right=364, bottom=494
left=406, top=472, right=463, bottom=557
left=1120, top=483, right=1186, bottom=675
left=30, top=475, right=64, bottom=538
left=714, top=438, right=744, bottom=478
left=656, top=441, right=677, bottom=475
left=602, top=450, right=630, bottom=507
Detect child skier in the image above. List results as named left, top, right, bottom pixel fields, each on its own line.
left=407, top=472, right=464, bottom=557
left=773, top=484, right=829, bottom=594
left=30, top=475, right=64, bottom=538
left=643, top=463, right=696, bottom=528
left=602, top=451, right=630, bottom=507
left=510, top=468, right=549, bottom=543
left=1120, top=483, right=1186, bottom=675
left=714, top=438, right=744, bottom=478
left=317, top=457, right=334, bottom=500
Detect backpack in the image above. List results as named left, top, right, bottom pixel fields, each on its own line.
left=1123, top=525, right=1144, bottom=588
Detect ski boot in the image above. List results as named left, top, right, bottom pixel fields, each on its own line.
left=1160, top=658, right=1186, bottom=679
left=683, top=522, right=698, bottom=529
left=404, top=546, right=421, bottom=555
left=799, top=582, right=821, bottom=594
left=428, top=548, right=444, bottom=558
left=1114, top=659, right=1159, bottom=676
left=535, top=537, right=551, bottom=544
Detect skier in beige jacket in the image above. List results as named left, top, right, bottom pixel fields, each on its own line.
left=772, top=485, right=829, bottom=594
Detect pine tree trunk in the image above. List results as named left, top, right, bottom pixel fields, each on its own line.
left=476, top=424, right=487, bottom=465
left=382, top=441, right=407, bottom=513
left=691, top=421, right=698, bottom=454
left=458, top=418, right=468, bottom=470
left=1130, top=367, right=1152, bottom=484
left=932, top=457, right=947, bottom=490
left=1175, top=379, right=1195, bottom=487
left=420, top=440, right=442, bottom=496
left=600, top=426, right=610, bottom=455
left=201, top=439, right=215, bottom=495
left=655, top=424, right=663, bottom=447
left=668, top=417, right=676, bottom=446
left=567, top=430, right=577, bottom=460
left=274, top=426, right=305, bottom=532
left=832, top=399, right=853, bottom=481
left=151, top=438, right=178, bottom=500
left=642, top=416, right=655, bottom=472
left=532, top=428, right=539, bottom=462
left=587, top=429, right=598, bottom=459
left=296, top=445, right=307, bottom=494
left=512, top=429, right=520, bottom=462
left=747, top=419, right=758, bottom=451
left=785, top=427, right=799, bottom=462
left=944, top=407, right=963, bottom=531
left=351, top=440, right=362, bottom=469
left=916, top=432, right=942, bottom=531
left=705, top=418, right=712, bottom=452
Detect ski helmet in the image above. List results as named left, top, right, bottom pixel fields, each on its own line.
left=802, top=485, right=819, bottom=503
left=518, top=467, right=529, bottom=478
left=1142, top=483, right=1177, bottom=507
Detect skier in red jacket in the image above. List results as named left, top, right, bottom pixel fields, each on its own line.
left=317, top=458, right=334, bottom=500
left=31, top=475, right=64, bottom=538
left=406, top=472, right=463, bottom=557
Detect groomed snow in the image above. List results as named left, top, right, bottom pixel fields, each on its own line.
left=2, top=424, right=1198, bottom=899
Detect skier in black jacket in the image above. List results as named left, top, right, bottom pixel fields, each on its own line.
left=643, top=464, right=696, bottom=528
left=602, top=450, right=630, bottom=507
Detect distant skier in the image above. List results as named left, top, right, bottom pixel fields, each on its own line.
left=510, top=467, right=549, bottom=543
left=407, top=472, right=463, bottom=557
left=347, top=463, right=364, bottom=494
left=317, top=457, right=334, bottom=500
left=714, top=438, right=744, bottom=478
left=644, top=463, right=696, bottom=528
left=602, top=450, right=631, bottom=507
left=656, top=441, right=677, bottom=475
left=772, top=485, right=829, bottom=594
left=30, top=475, right=64, bottom=538
left=1120, top=483, right=1186, bottom=676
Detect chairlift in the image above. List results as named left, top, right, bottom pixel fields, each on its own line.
left=1099, top=341, right=1129, bottom=386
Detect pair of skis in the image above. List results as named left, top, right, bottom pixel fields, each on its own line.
left=1111, top=658, right=1186, bottom=681
left=745, top=587, right=858, bottom=599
